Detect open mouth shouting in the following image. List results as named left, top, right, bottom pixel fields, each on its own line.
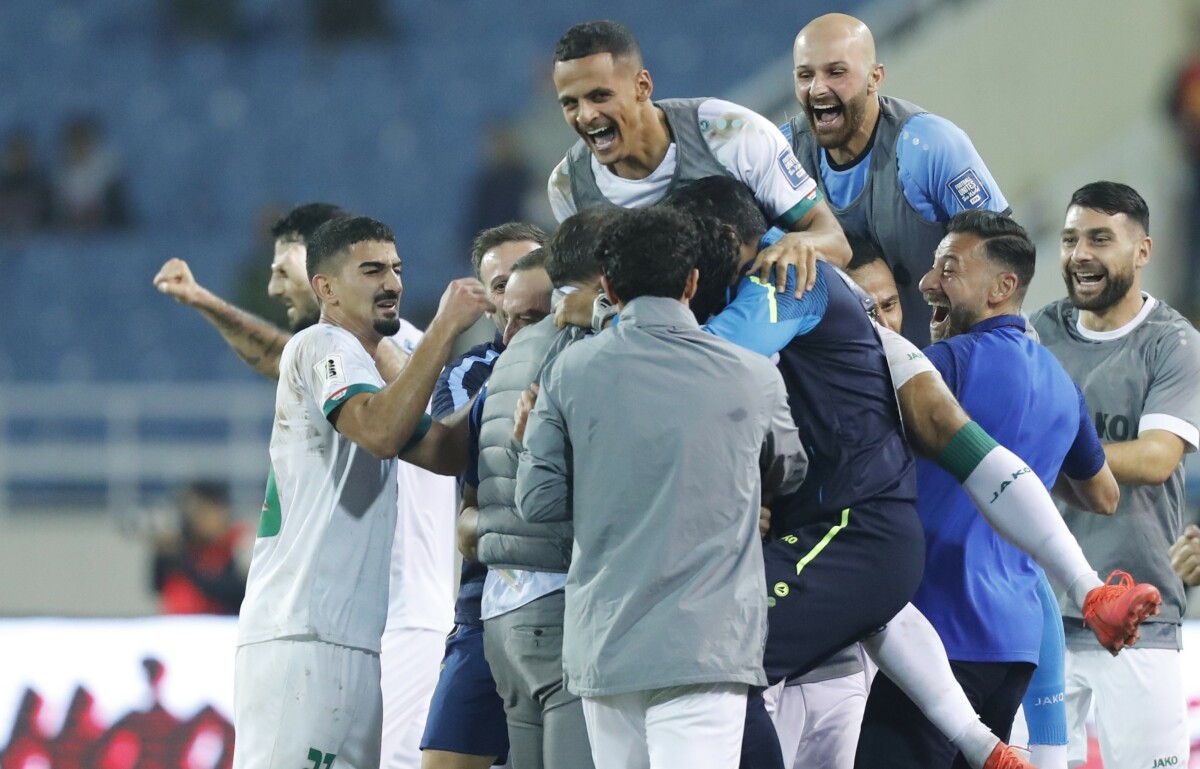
left=582, top=121, right=619, bottom=156
left=808, top=100, right=845, bottom=133
left=926, top=293, right=951, bottom=340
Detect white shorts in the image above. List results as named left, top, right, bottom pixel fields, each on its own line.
left=1064, top=646, right=1188, bottom=769
left=233, top=639, right=383, bottom=769
left=876, top=325, right=938, bottom=390
left=582, top=683, right=747, bottom=769
left=763, top=667, right=871, bottom=769
left=380, top=626, right=445, bottom=769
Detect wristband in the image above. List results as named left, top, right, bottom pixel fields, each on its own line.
left=592, top=294, right=618, bottom=333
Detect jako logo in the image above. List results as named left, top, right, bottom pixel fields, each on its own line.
left=1152, top=756, right=1179, bottom=767
left=990, top=467, right=1032, bottom=504
left=1035, top=693, right=1064, bottom=705
left=1094, top=412, right=1135, bottom=441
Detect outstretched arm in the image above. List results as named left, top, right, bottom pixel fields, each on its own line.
left=153, top=258, right=290, bottom=379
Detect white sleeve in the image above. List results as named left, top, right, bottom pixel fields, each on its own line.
left=877, top=324, right=939, bottom=391
left=700, top=98, right=821, bottom=227
left=547, top=159, right=577, bottom=223
left=299, top=329, right=385, bottom=418
left=1139, top=414, right=1199, bottom=452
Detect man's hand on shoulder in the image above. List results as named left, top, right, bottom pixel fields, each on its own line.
left=555, top=289, right=595, bottom=330
left=513, top=383, right=539, bottom=443
left=752, top=232, right=817, bottom=298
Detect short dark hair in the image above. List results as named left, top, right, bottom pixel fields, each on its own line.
left=469, top=222, right=548, bottom=278
left=307, top=216, right=396, bottom=280
left=544, top=207, right=624, bottom=286
left=689, top=215, right=742, bottom=323
left=846, top=236, right=887, bottom=272
left=554, top=20, right=643, bottom=67
left=271, top=203, right=351, bottom=243
left=512, top=247, right=547, bottom=273
left=945, top=210, right=1035, bottom=295
left=598, top=207, right=698, bottom=303
left=660, top=176, right=768, bottom=247
left=1068, top=181, right=1150, bottom=234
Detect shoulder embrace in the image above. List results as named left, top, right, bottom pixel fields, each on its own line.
left=698, top=98, right=774, bottom=133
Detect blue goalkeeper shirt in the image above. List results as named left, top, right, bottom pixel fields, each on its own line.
left=914, top=315, right=1105, bottom=663
left=705, top=257, right=916, bottom=531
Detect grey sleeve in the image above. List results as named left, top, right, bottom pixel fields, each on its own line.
left=1142, top=324, right=1200, bottom=450
left=760, top=366, right=808, bottom=496
left=515, top=375, right=573, bottom=523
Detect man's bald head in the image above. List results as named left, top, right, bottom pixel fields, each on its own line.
left=794, top=13, right=877, bottom=69
left=791, top=13, right=884, bottom=158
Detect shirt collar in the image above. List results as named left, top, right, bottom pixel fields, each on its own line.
left=1073, top=292, right=1156, bottom=341
left=966, top=313, right=1027, bottom=335
left=618, top=296, right=701, bottom=329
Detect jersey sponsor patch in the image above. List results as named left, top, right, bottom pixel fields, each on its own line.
left=315, top=354, right=346, bottom=385
left=947, top=168, right=992, bottom=209
left=777, top=149, right=808, bottom=190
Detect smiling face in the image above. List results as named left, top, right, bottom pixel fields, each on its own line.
left=478, top=239, right=542, bottom=334
left=554, top=52, right=654, bottom=169
left=320, top=240, right=404, bottom=340
left=792, top=17, right=882, bottom=159
left=1060, top=205, right=1148, bottom=314
left=501, top=267, right=553, bottom=346
left=918, top=232, right=998, bottom=342
left=268, top=238, right=321, bottom=331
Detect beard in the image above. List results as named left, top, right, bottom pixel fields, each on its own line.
left=289, top=305, right=321, bottom=332
left=373, top=317, right=401, bottom=336
left=929, top=302, right=980, bottom=343
left=1064, top=266, right=1135, bottom=313
left=807, top=86, right=873, bottom=151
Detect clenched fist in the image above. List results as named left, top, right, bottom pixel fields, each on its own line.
left=153, top=258, right=209, bottom=306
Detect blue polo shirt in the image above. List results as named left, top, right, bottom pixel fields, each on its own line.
left=779, top=112, right=1009, bottom=222
left=914, top=314, right=1103, bottom=663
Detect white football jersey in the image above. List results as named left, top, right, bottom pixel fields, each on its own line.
left=385, top=322, right=456, bottom=634
left=548, top=98, right=820, bottom=223
left=238, top=323, right=397, bottom=652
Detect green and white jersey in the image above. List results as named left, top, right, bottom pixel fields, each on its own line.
left=1032, top=294, right=1200, bottom=647
left=238, top=323, right=398, bottom=653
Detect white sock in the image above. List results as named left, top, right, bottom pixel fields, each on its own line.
left=1029, top=742, right=1067, bottom=769
left=960, top=445, right=1102, bottom=611
left=861, top=603, right=1000, bottom=768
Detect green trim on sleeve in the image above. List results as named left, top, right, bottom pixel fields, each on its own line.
left=776, top=188, right=824, bottom=230
left=938, top=420, right=999, bottom=483
left=400, top=413, right=434, bottom=454
left=322, top=383, right=380, bottom=419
